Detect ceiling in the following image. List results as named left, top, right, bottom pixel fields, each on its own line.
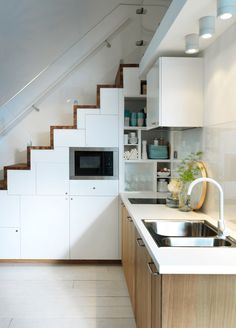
left=140, top=0, right=236, bottom=76
left=0, top=0, right=171, bottom=106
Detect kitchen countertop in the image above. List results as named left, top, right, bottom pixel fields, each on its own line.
left=120, top=192, right=236, bottom=274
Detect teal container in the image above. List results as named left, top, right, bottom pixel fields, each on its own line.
left=148, top=145, right=168, bottom=159
left=130, top=112, right=137, bottom=126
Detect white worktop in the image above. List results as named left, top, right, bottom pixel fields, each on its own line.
left=120, top=192, right=236, bottom=274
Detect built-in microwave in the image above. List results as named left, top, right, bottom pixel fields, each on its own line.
left=69, top=147, right=119, bottom=180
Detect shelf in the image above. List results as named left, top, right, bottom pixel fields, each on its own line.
left=124, top=159, right=171, bottom=163
left=124, top=125, right=159, bottom=131
left=124, top=143, right=138, bottom=146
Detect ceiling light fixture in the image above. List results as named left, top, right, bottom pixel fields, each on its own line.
left=199, top=16, right=215, bottom=39
left=185, top=34, right=199, bottom=54
left=217, top=0, right=236, bottom=20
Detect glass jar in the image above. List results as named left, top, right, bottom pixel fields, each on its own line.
left=157, top=179, right=168, bottom=192
left=179, top=182, right=191, bottom=212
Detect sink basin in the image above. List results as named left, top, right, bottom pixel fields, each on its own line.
left=142, top=219, right=236, bottom=247
left=143, top=219, right=217, bottom=237
left=160, top=237, right=235, bottom=247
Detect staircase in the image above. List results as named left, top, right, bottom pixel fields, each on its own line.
left=0, top=64, right=139, bottom=191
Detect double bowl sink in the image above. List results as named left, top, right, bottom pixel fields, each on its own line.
left=143, top=219, right=236, bottom=247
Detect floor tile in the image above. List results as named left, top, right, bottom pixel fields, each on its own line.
left=0, top=264, right=124, bottom=281
left=73, top=280, right=128, bottom=297
left=10, top=318, right=136, bottom=328
left=0, top=264, right=135, bottom=325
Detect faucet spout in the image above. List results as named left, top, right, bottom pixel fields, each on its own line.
left=187, top=177, right=226, bottom=238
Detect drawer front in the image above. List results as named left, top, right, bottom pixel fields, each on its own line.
left=69, top=180, right=119, bottom=196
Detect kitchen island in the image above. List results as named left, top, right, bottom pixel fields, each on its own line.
left=120, top=192, right=236, bottom=328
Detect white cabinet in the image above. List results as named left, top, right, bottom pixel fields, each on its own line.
left=123, top=67, right=140, bottom=97
left=0, top=228, right=20, bottom=259
left=30, top=147, right=69, bottom=164
left=85, top=115, right=118, bottom=147
left=0, top=192, right=20, bottom=227
left=69, top=180, right=119, bottom=196
left=70, top=196, right=119, bottom=259
left=36, top=163, right=69, bottom=195
left=53, top=129, right=86, bottom=147
left=147, top=57, right=203, bottom=127
left=21, top=196, right=69, bottom=259
left=100, top=89, right=119, bottom=115
left=7, top=169, right=36, bottom=195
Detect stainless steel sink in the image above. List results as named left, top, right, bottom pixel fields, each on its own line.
left=143, top=219, right=217, bottom=237
left=142, top=219, right=236, bottom=247
left=160, top=237, right=235, bottom=247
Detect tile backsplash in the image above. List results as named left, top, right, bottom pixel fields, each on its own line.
left=202, top=122, right=236, bottom=226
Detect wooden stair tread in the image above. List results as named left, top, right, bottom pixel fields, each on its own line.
left=0, top=180, right=7, bottom=190
left=4, top=163, right=29, bottom=170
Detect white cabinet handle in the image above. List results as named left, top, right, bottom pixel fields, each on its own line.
left=147, top=262, right=159, bottom=276
left=136, top=238, right=145, bottom=247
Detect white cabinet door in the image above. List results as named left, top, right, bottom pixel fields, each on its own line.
left=160, top=57, right=203, bottom=127
left=147, top=57, right=203, bottom=127
left=0, top=228, right=20, bottom=259
left=31, top=147, right=69, bottom=164
left=85, top=115, right=118, bottom=147
left=7, top=169, right=36, bottom=195
left=147, top=63, right=159, bottom=127
left=36, top=163, right=69, bottom=195
left=0, top=192, right=20, bottom=227
left=100, top=89, right=119, bottom=115
left=69, top=180, right=119, bottom=196
left=70, top=196, right=119, bottom=259
left=53, top=129, right=86, bottom=147
left=21, top=196, right=69, bottom=259
left=123, top=67, right=140, bottom=97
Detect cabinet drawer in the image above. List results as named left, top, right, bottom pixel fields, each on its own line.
left=69, top=180, right=118, bottom=196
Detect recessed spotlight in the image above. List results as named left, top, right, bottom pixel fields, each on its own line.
left=199, top=16, right=215, bottom=39
left=185, top=34, right=199, bottom=54
left=217, top=0, right=236, bottom=20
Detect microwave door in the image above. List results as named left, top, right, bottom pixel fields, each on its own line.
left=75, top=152, right=103, bottom=176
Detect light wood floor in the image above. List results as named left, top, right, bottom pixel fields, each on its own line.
left=0, top=264, right=136, bottom=328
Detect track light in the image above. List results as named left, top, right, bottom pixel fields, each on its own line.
left=136, top=7, right=147, bottom=14
left=135, top=40, right=147, bottom=46
left=185, top=34, right=199, bottom=54
left=217, top=0, right=236, bottom=20
left=104, top=40, right=111, bottom=48
left=199, top=16, right=215, bottom=39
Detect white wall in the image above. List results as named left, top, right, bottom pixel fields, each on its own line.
left=202, top=22, right=236, bottom=228
left=0, top=2, right=169, bottom=177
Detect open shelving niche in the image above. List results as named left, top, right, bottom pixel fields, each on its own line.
left=122, top=96, right=180, bottom=193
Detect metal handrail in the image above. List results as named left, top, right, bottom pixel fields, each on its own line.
left=0, top=3, right=168, bottom=136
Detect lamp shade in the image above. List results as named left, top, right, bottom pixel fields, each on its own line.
left=199, top=16, right=215, bottom=39
left=217, top=0, right=236, bottom=19
left=185, top=34, right=199, bottom=54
